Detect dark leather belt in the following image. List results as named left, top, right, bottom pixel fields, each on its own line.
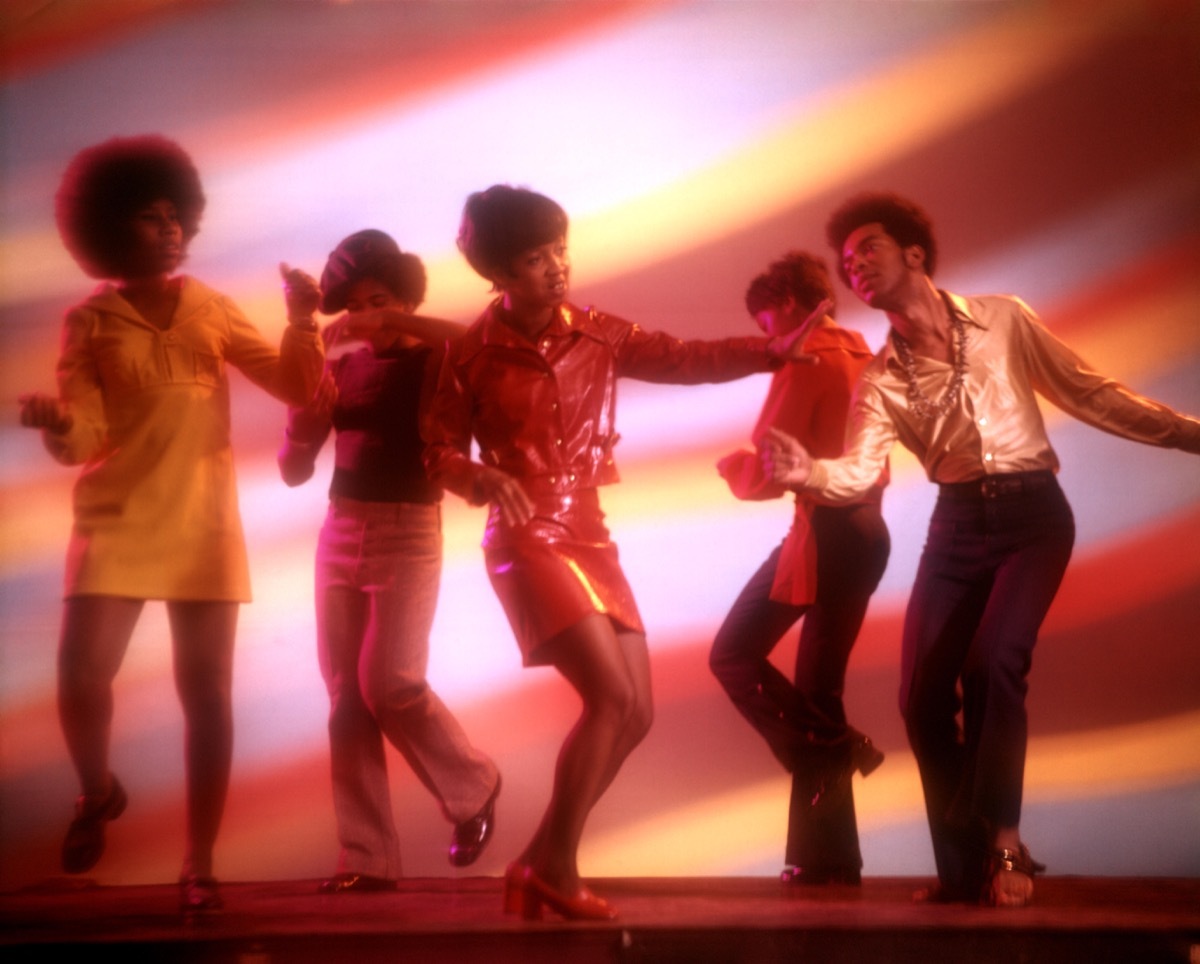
left=938, top=470, right=1056, bottom=501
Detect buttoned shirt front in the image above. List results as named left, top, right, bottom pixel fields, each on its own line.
left=807, top=291, right=1200, bottom=502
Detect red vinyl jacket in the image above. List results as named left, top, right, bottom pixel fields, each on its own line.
left=423, top=300, right=781, bottom=505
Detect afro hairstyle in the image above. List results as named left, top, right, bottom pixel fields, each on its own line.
left=744, top=250, right=836, bottom=319
left=55, top=135, right=205, bottom=279
left=824, top=192, right=938, bottom=284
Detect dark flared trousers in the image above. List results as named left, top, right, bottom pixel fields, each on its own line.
left=710, top=503, right=890, bottom=871
left=901, top=472, right=1074, bottom=896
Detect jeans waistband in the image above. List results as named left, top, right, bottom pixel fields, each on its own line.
left=329, top=494, right=440, bottom=521
left=937, top=470, right=1056, bottom=501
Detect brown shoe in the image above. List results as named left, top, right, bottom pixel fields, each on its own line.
left=180, top=874, right=223, bottom=912
left=62, top=775, right=127, bottom=874
left=985, top=844, right=1044, bottom=908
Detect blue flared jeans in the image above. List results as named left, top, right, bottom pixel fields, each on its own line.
left=315, top=496, right=498, bottom=878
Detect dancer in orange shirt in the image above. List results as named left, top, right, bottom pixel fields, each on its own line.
left=711, top=252, right=889, bottom=886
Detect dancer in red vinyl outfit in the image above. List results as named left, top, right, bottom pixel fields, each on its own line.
left=424, top=185, right=820, bottom=920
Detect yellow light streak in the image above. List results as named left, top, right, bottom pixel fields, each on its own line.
left=556, top=2, right=1139, bottom=293
left=582, top=709, right=1200, bottom=876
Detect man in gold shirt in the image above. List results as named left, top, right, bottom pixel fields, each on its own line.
left=762, top=192, right=1200, bottom=909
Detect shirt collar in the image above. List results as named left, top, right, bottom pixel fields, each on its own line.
left=476, top=299, right=597, bottom=348
left=941, top=290, right=989, bottom=331
left=86, top=275, right=212, bottom=327
left=882, top=289, right=987, bottom=370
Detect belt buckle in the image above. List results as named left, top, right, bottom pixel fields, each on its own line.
left=983, top=475, right=1030, bottom=499
left=981, top=476, right=1012, bottom=499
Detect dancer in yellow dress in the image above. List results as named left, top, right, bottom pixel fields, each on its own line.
left=18, top=135, right=323, bottom=911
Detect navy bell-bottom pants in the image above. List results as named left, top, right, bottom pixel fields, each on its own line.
left=901, top=472, right=1074, bottom=896
left=710, top=502, right=890, bottom=872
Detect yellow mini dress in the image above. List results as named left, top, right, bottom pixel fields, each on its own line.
left=44, top=277, right=322, bottom=602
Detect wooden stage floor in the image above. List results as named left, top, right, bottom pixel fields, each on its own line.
left=3, top=875, right=1198, bottom=963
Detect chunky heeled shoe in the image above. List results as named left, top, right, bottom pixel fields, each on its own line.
left=810, top=736, right=885, bottom=809
left=849, top=736, right=885, bottom=778
left=180, top=874, right=223, bottom=912
left=450, top=776, right=500, bottom=867
left=62, top=775, right=128, bottom=874
left=984, top=843, right=1044, bottom=908
left=503, top=863, right=617, bottom=921
left=502, top=861, right=531, bottom=915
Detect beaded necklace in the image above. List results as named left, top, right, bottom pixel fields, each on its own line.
left=892, top=308, right=968, bottom=420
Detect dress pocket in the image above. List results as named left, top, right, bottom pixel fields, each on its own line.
left=193, top=349, right=224, bottom=387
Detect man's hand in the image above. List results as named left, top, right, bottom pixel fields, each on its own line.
left=760, top=426, right=814, bottom=486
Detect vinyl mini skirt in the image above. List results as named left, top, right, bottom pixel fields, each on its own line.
left=483, top=487, right=644, bottom=665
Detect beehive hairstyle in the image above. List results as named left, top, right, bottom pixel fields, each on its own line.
left=457, top=185, right=568, bottom=285
left=319, top=229, right=427, bottom=314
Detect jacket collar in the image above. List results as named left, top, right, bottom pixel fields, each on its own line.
left=806, top=322, right=873, bottom=359
left=470, top=299, right=602, bottom=350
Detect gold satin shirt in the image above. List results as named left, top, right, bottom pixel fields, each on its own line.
left=808, top=291, right=1200, bottom=502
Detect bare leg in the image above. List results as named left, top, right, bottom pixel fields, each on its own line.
left=520, top=615, right=653, bottom=894
left=58, top=595, right=144, bottom=799
left=167, top=600, right=238, bottom=880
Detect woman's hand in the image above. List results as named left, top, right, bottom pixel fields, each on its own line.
left=280, top=263, right=321, bottom=329
left=18, top=393, right=72, bottom=435
left=760, top=426, right=814, bottom=486
left=476, top=466, right=535, bottom=527
left=329, top=308, right=466, bottom=348
left=766, top=298, right=832, bottom=363
left=288, top=370, right=337, bottom=439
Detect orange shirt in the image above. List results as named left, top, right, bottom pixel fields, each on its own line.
left=719, top=321, right=884, bottom=605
